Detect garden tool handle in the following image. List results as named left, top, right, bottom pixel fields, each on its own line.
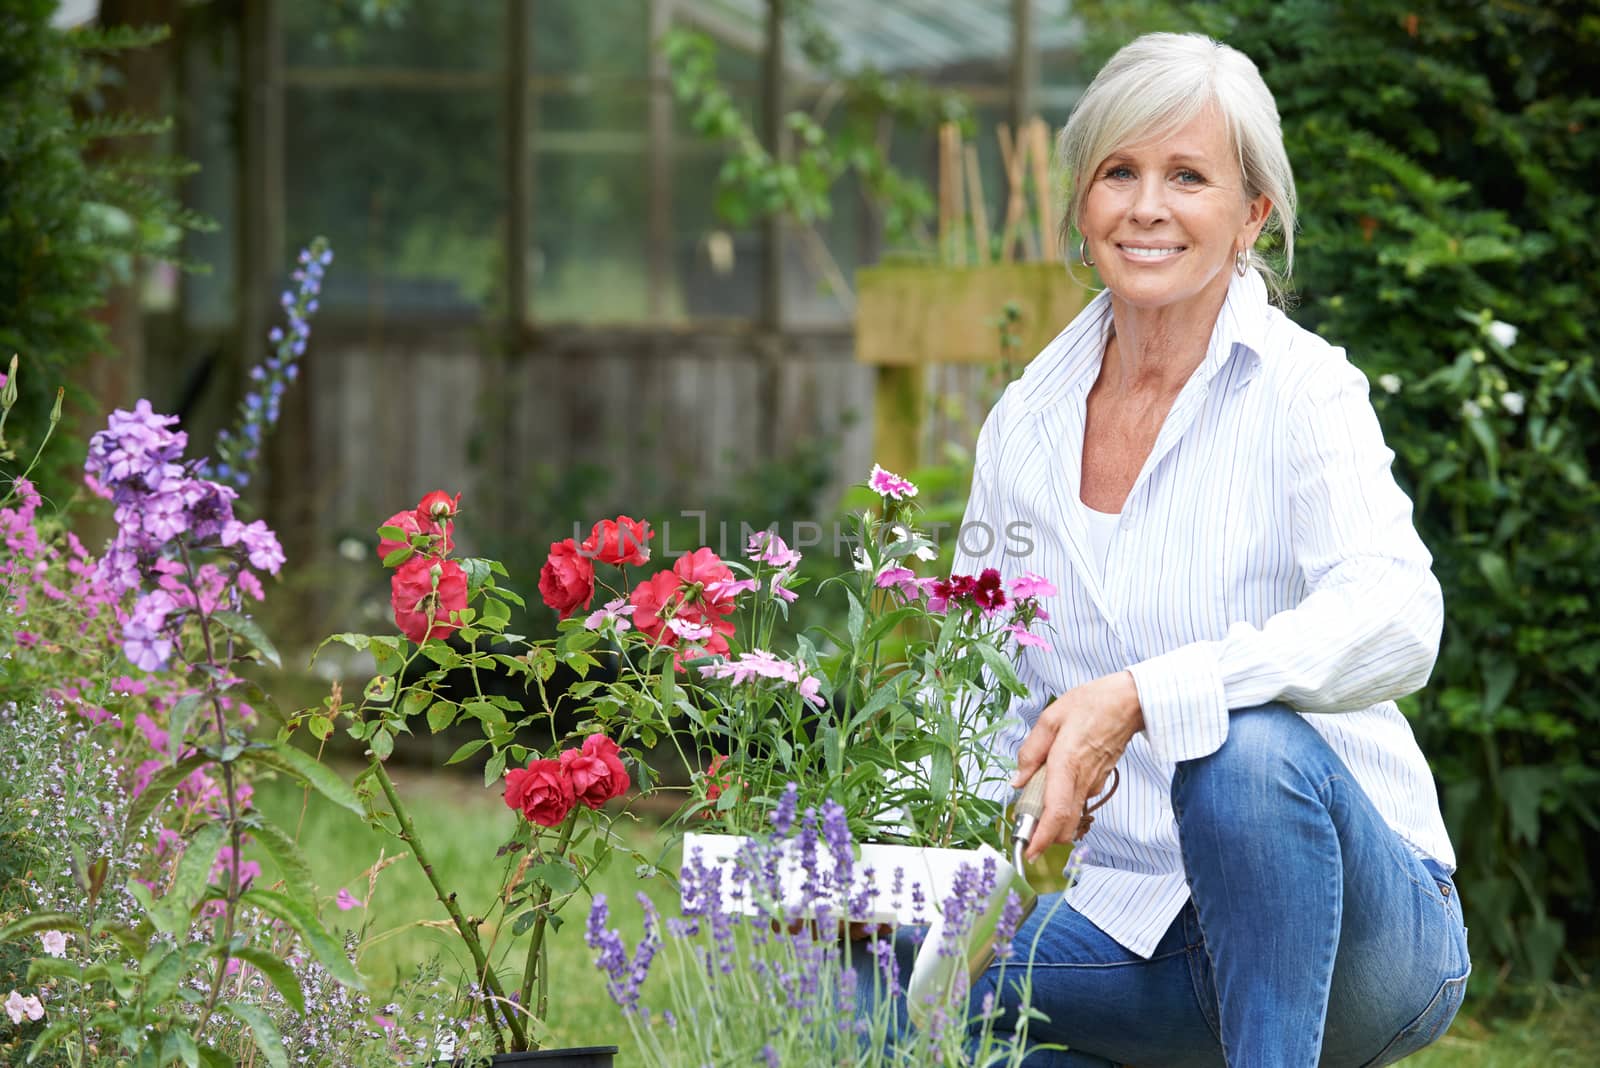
left=1012, top=773, right=1049, bottom=855
left=1012, top=766, right=1121, bottom=856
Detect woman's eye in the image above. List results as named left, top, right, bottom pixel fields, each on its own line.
left=1175, top=169, right=1206, bottom=185
left=1103, top=165, right=1134, bottom=180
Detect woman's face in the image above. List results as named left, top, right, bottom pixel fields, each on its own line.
left=1080, top=106, right=1270, bottom=317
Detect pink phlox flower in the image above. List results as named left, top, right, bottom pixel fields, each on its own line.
left=134, top=712, right=170, bottom=755
left=868, top=463, right=919, bottom=501
left=222, top=519, right=285, bottom=574
left=5, top=990, right=45, bottom=1024
left=874, top=565, right=922, bottom=600
left=746, top=530, right=803, bottom=569
left=704, top=577, right=760, bottom=600
left=583, top=598, right=635, bottom=632
left=236, top=569, right=266, bottom=602
left=1009, top=572, right=1058, bottom=600
left=38, top=931, right=69, bottom=958
left=335, top=889, right=363, bottom=911
left=1005, top=623, right=1052, bottom=651
left=666, top=617, right=713, bottom=642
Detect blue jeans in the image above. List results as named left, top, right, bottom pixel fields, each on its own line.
left=862, top=705, right=1471, bottom=1066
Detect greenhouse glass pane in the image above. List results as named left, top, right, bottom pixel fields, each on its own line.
left=533, top=0, right=649, bottom=79
left=283, top=0, right=503, bottom=73
left=283, top=85, right=504, bottom=313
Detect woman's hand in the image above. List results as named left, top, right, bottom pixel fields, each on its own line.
left=1012, top=671, right=1144, bottom=861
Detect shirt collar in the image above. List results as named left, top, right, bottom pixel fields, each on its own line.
left=1011, top=268, right=1272, bottom=416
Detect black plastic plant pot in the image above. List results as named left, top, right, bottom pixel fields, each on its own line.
left=446, top=1046, right=618, bottom=1068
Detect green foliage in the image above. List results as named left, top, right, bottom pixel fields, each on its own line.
left=1072, top=0, right=1600, bottom=984
left=0, top=2, right=207, bottom=491
left=660, top=0, right=967, bottom=250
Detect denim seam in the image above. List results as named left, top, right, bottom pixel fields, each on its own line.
left=1015, top=946, right=1190, bottom=973
left=1170, top=777, right=1233, bottom=1062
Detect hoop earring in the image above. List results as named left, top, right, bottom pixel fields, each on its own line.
left=1079, top=238, right=1095, bottom=268
left=1235, top=249, right=1250, bottom=277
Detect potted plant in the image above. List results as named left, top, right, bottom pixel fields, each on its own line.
left=533, top=465, right=1061, bottom=1022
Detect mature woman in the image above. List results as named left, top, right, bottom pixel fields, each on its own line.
left=950, top=33, right=1469, bottom=1066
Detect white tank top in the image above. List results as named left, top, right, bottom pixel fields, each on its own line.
left=1083, top=501, right=1120, bottom=576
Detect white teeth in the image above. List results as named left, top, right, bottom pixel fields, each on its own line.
left=1122, top=246, right=1184, bottom=258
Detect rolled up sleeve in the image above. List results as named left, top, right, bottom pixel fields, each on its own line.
left=1130, top=356, right=1444, bottom=765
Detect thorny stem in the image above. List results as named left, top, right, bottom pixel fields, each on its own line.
left=519, top=809, right=580, bottom=1031
left=371, top=759, right=527, bottom=1051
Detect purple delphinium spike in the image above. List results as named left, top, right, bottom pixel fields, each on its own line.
left=203, top=236, right=332, bottom=489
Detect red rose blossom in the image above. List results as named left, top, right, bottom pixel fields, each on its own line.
left=376, top=510, right=422, bottom=564
left=390, top=557, right=468, bottom=642
left=415, top=490, right=460, bottom=524
left=582, top=515, right=654, bottom=567
left=504, top=759, right=576, bottom=827
left=560, top=734, right=630, bottom=808
left=628, top=570, right=684, bottom=643
left=538, top=538, right=595, bottom=620
left=672, top=546, right=733, bottom=593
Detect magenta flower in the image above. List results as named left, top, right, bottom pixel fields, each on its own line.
left=704, top=577, right=760, bottom=600
left=1010, top=572, right=1058, bottom=599
left=1006, top=623, right=1052, bottom=651
left=874, top=565, right=922, bottom=600
left=868, top=463, right=918, bottom=501
left=583, top=597, right=636, bottom=632
left=746, top=531, right=802, bottom=569
left=336, top=889, right=362, bottom=911
left=770, top=572, right=798, bottom=603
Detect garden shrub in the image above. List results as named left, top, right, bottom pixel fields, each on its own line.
left=0, top=0, right=202, bottom=491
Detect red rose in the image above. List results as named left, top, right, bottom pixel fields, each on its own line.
left=560, top=734, right=630, bottom=808
left=672, top=546, right=732, bottom=592
left=390, top=557, right=469, bottom=643
left=582, top=516, right=654, bottom=567
left=376, top=510, right=422, bottom=565
left=415, top=490, right=460, bottom=524
left=504, top=759, right=576, bottom=827
left=538, top=538, right=595, bottom=620
left=628, top=570, right=684, bottom=643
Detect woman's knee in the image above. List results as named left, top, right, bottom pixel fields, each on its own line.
left=1170, top=704, right=1337, bottom=824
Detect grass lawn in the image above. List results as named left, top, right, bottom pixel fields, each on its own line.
left=253, top=767, right=1597, bottom=1065
left=252, top=764, right=674, bottom=1057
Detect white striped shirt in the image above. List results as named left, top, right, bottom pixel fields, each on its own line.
left=953, top=269, right=1456, bottom=958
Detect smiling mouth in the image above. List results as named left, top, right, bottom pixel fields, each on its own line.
left=1119, top=245, right=1186, bottom=259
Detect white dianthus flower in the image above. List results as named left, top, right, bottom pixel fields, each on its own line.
left=1500, top=391, right=1525, bottom=415
left=1378, top=373, right=1402, bottom=394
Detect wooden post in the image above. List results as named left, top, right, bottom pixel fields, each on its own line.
left=647, top=0, right=674, bottom=320
left=757, top=0, right=785, bottom=460
left=239, top=0, right=284, bottom=392
left=506, top=0, right=531, bottom=330
left=760, top=0, right=784, bottom=332
left=1009, top=0, right=1036, bottom=139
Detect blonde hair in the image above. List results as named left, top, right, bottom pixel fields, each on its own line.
left=1057, top=33, right=1297, bottom=296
